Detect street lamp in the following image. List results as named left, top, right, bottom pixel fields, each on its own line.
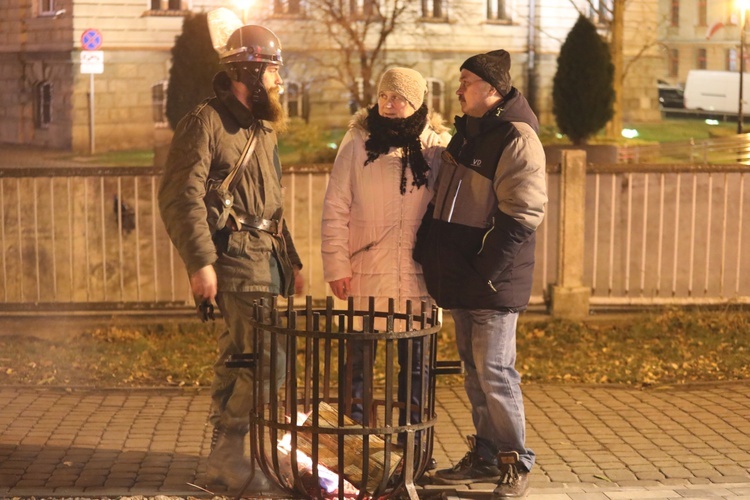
left=234, top=0, right=252, bottom=23
left=739, top=1, right=749, bottom=133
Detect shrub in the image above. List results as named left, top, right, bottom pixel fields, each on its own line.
left=552, top=15, right=614, bottom=145
left=280, top=118, right=339, bottom=163
left=166, top=13, right=222, bottom=130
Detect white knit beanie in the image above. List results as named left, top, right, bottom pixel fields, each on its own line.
left=378, top=67, right=428, bottom=110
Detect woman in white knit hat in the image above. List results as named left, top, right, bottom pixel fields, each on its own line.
left=321, top=67, right=451, bottom=469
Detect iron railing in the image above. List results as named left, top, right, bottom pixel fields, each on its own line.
left=618, top=133, right=750, bottom=164
left=1, top=162, right=749, bottom=313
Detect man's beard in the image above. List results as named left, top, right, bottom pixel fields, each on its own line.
left=254, top=86, right=288, bottom=133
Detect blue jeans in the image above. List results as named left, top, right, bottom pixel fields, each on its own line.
left=451, top=308, right=535, bottom=472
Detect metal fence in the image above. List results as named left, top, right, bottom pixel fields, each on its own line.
left=0, top=167, right=190, bottom=311
left=618, top=133, right=750, bottom=164
left=577, top=164, right=750, bottom=307
left=1, top=161, right=749, bottom=313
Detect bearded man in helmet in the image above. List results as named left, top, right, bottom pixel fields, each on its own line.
left=158, top=24, right=303, bottom=493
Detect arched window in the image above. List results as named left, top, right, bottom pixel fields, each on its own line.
left=34, top=80, right=52, bottom=129
left=426, top=78, right=444, bottom=114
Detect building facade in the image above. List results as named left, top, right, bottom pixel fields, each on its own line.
left=658, top=0, right=747, bottom=87
left=0, top=0, right=661, bottom=153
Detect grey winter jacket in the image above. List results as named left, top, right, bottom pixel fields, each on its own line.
left=414, top=88, right=547, bottom=311
left=158, top=71, right=301, bottom=296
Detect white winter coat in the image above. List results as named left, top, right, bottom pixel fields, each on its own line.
left=321, top=109, right=451, bottom=327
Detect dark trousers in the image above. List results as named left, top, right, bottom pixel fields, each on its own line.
left=348, top=336, right=427, bottom=438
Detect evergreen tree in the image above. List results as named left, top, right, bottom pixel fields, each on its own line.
left=552, top=15, right=614, bottom=145
left=166, top=13, right=222, bottom=130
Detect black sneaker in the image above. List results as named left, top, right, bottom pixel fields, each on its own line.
left=493, top=451, right=529, bottom=498
left=432, top=436, right=501, bottom=485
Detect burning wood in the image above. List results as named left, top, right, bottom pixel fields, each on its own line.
left=295, top=402, right=403, bottom=492
left=278, top=419, right=360, bottom=498
left=274, top=402, right=404, bottom=497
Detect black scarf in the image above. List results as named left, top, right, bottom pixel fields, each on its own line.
left=364, top=104, right=430, bottom=194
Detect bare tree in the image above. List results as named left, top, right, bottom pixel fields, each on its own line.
left=287, top=0, right=418, bottom=110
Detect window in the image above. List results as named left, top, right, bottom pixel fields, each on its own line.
left=668, top=48, right=679, bottom=77
left=589, top=0, right=612, bottom=25
left=39, top=0, right=55, bottom=14
left=422, top=0, right=445, bottom=19
left=487, top=0, right=509, bottom=21
left=149, top=0, right=182, bottom=11
left=284, top=82, right=302, bottom=118
left=152, top=80, right=168, bottom=128
left=696, top=48, right=707, bottom=69
left=697, top=0, right=707, bottom=26
left=670, top=0, right=679, bottom=27
left=348, top=0, right=375, bottom=18
left=34, top=81, right=52, bottom=129
left=426, top=78, right=444, bottom=114
left=273, top=0, right=302, bottom=16
left=727, top=49, right=738, bottom=71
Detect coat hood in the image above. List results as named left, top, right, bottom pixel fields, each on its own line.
left=455, top=87, right=539, bottom=139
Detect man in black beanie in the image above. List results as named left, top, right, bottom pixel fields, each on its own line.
left=414, top=50, right=547, bottom=498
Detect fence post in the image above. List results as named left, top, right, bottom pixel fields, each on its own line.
left=550, top=150, right=590, bottom=319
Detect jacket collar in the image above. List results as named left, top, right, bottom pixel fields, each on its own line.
left=454, top=87, right=540, bottom=139
left=213, top=71, right=257, bottom=129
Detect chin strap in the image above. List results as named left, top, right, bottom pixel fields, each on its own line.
left=228, top=62, right=269, bottom=104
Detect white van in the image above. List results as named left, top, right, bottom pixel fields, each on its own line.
left=683, top=70, right=750, bottom=114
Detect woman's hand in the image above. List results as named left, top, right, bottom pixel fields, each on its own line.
left=328, top=277, right=352, bottom=300
left=293, top=266, right=305, bottom=295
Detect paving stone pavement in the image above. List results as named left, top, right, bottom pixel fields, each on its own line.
left=1, top=383, right=750, bottom=499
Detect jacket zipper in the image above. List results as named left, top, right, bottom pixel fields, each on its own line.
left=477, top=217, right=495, bottom=255
left=447, top=179, right=461, bottom=223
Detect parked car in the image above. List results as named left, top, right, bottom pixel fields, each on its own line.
left=658, top=79, right=685, bottom=109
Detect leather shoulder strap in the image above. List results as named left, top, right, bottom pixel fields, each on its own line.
left=220, top=122, right=260, bottom=193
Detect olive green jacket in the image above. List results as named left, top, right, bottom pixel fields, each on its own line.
left=158, top=72, right=301, bottom=296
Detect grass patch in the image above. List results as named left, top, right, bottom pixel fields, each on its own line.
left=514, top=309, right=750, bottom=385
left=622, top=118, right=737, bottom=143
left=1, top=309, right=747, bottom=388
left=539, top=118, right=739, bottom=146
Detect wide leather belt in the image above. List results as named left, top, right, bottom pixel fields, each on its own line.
left=234, top=214, right=280, bottom=235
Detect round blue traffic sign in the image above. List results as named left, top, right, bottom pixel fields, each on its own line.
left=81, top=29, right=103, bottom=51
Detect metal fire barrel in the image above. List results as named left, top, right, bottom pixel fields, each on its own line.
left=246, top=296, right=441, bottom=500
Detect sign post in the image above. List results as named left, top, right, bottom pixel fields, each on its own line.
left=80, top=28, right=103, bottom=155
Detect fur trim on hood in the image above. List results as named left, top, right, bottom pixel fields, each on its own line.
left=349, top=106, right=450, bottom=135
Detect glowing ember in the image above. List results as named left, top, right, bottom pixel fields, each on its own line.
left=277, top=412, right=361, bottom=498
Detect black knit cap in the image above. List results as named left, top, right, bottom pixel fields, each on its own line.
left=460, top=49, right=512, bottom=97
